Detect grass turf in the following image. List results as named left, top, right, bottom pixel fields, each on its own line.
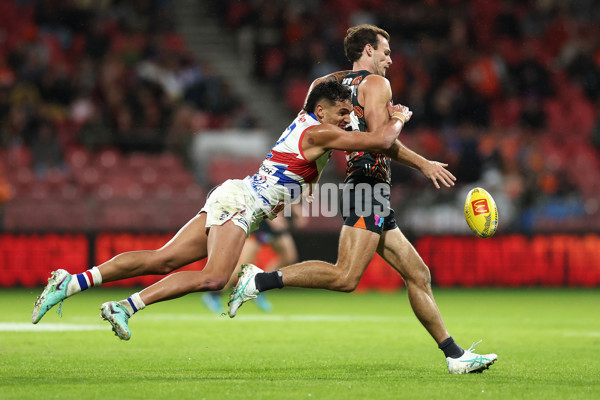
left=0, top=287, right=599, bottom=399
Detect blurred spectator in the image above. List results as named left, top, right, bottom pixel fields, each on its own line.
left=166, top=103, right=197, bottom=168
left=112, top=102, right=137, bottom=152
left=1, top=103, right=37, bottom=148
left=38, top=63, right=75, bottom=105
left=511, top=40, right=553, bottom=98
left=2, top=0, right=599, bottom=233
left=84, top=19, right=111, bottom=61
left=31, top=120, right=65, bottom=177
left=77, top=104, right=113, bottom=151
left=519, top=95, right=546, bottom=131
left=1, top=0, right=257, bottom=161
left=210, top=0, right=600, bottom=233
left=591, top=99, right=600, bottom=152
left=453, top=122, right=484, bottom=184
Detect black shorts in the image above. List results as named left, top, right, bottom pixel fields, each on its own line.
left=340, top=177, right=398, bottom=234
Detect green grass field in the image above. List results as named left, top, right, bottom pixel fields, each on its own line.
left=1, top=287, right=599, bottom=399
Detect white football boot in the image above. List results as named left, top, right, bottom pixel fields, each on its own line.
left=446, top=341, right=498, bottom=374
left=228, top=264, right=263, bottom=318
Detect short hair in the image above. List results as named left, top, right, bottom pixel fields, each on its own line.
left=303, top=81, right=351, bottom=114
left=344, top=24, right=391, bottom=63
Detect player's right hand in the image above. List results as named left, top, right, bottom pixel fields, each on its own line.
left=421, top=160, right=456, bottom=189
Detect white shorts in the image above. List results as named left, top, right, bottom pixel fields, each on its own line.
left=199, top=179, right=265, bottom=235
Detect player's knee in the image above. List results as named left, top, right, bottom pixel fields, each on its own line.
left=419, top=265, right=432, bottom=286
left=199, top=277, right=227, bottom=292
left=333, top=274, right=361, bottom=293
left=336, top=282, right=359, bottom=293
left=152, top=264, right=177, bottom=275
left=406, top=263, right=432, bottom=288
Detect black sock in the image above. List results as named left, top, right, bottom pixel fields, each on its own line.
left=254, top=271, right=284, bottom=292
left=438, top=336, right=465, bottom=358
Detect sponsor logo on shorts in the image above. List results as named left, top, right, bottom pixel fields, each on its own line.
left=237, top=217, right=249, bottom=230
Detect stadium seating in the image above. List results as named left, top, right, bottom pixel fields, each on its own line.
left=3, top=145, right=203, bottom=231
left=210, top=0, right=600, bottom=232
left=1, top=0, right=599, bottom=236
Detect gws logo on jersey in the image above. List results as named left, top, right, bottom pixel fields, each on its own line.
left=342, top=76, right=363, bottom=86
left=471, top=199, right=490, bottom=216
left=353, top=106, right=364, bottom=118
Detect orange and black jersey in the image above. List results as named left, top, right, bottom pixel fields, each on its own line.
left=341, top=70, right=392, bottom=184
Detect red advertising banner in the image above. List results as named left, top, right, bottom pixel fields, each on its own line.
left=1, top=233, right=599, bottom=288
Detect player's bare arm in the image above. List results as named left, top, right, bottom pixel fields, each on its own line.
left=301, top=102, right=411, bottom=161
left=302, top=71, right=352, bottom=111
left=384, top=140, right=456, bottom=189
left=360, top=74, right=393, bottom=131
left=319, top=70, right=352, bottom=85
left=361, top=73, right=455, bottom=189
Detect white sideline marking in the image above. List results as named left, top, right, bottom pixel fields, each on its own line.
left=0, top=315, right=408, bottom=331
left=139, top=314, right=407, bottom=323
left=563, top=331, right=600, bottom=338
left=0, top=323, right=105, bottom=332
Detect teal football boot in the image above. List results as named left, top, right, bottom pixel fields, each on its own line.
left=32, top=269, right=71, bottom=324
left=100, top=301, right=132, bottom=340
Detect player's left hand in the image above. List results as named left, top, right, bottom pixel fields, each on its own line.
left=421, top=161, right=456, bottom=189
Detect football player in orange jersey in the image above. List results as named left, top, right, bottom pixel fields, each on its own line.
left=230, top=25, right=497, bottom=374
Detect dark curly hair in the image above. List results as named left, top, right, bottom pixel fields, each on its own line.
left=344, top=24, right=390, bottom=63
left=303, top=81, right=351, bottom=113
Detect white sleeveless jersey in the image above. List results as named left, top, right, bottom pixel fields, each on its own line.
left=243, top=112, right=332, bottom=218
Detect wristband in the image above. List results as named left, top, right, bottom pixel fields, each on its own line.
left=391, top=112, right=407, bottom=124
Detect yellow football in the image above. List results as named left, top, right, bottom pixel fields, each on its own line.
left=464, top=187, right=499, bottom=238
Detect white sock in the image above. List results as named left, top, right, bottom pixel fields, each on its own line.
left=119, top=292, right=146, bottom=315
left=66, top=267, right=103, bottom=296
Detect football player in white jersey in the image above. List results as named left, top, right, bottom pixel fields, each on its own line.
left=31, top=80, right=412, bottom=340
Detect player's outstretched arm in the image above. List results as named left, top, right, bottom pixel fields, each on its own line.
left=301, top=71, right=352, bottom=112
left=384, top=140, right=456, bottom=189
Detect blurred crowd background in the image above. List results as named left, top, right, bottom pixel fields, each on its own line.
left=1, top=0, right=599, bottom=235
